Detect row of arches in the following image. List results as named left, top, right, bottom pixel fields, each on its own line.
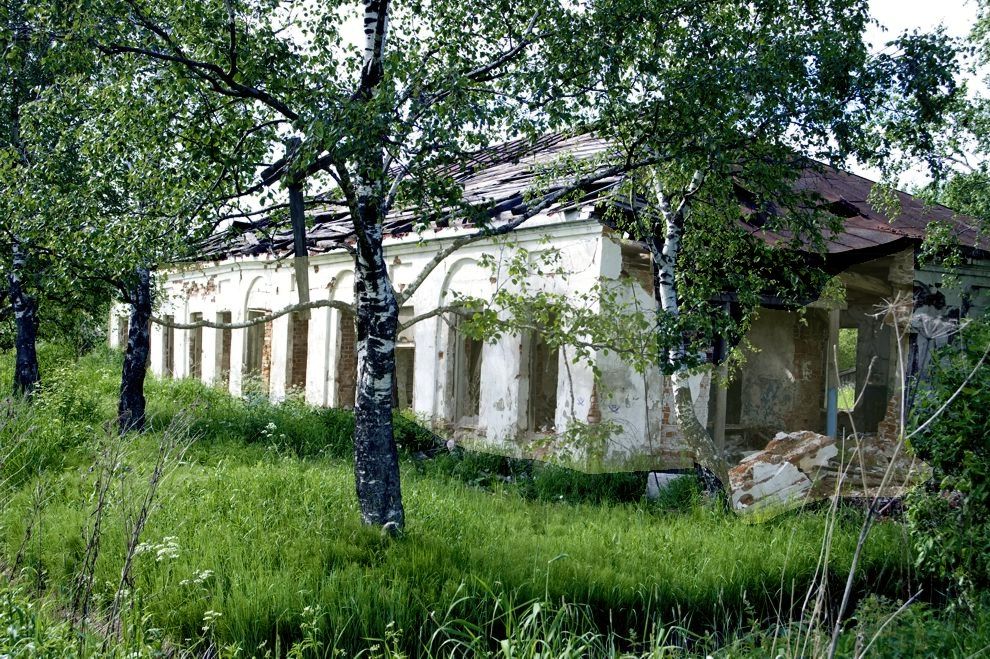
left=138, top=255, right=568, bottom=439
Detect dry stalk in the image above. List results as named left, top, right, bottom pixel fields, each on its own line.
left=826, top=293, right=925, bottom=659
left=72, top=426, right=126, bottom=623
left=8, top=478, right=48, bottom=584
left=104, top=414, right=191, bottom=643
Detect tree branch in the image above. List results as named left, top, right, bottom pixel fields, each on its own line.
left=397, top=302, right=472, bottom=332
left=96, top=0, right=300, bottom=125
left=223, top=0, right=238, bottom=76
left=152, top=298, right=354, bottom=330
left=461, top=10, right=540, bottom=84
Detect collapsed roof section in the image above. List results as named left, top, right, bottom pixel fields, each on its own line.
left=196, top=133, right=617, bottom=261
left=194, top=132, right=987, bottom=265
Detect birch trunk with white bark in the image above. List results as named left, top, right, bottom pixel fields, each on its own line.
left=649, top=172, right=729, bottom=495
left=347, top=0, right=404, bottom=532
left=352, top=187, right=404, bottom=530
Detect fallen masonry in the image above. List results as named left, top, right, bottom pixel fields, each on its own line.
left=728, top=429, right=929, bottom=512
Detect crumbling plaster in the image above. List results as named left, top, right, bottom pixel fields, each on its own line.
left=113, top=210, right=683, bottom=468
left=111, top=223, right=983, bottom=471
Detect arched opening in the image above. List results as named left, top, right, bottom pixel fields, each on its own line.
left=449, top=317, right=483, bottom=428
left=244, top=308, right=273, bottom=392
left=438, top=258, right=488, bottom=429
left=395, top=306, right=416, bottom=410
left=521, top=329, right=559, bottom=433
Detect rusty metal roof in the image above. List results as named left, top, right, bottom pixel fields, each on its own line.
left=196, top=132, right=617, bottom=261
left=195, top=133, right=986, bottom=263
left=744, top=165, right=988, bottom=263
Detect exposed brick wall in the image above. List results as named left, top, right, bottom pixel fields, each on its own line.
left=336, top=314, right=357, bottom=409
left=786, top=308, right=828, bottom=431
left=189, top=312, right=203, bottom=380
left=244, top=310, right=272, bottom=393
left=289, top=312, right=309, bottom=391
left=261, top=320, right=273, bottom=390
left=876, top=395, right=902, bottom=443
left=219, top=311, right=232, bottom=385
left=655, top=377, right=710, bottom=467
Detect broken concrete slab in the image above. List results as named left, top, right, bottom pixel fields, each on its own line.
left=729, top=429, right=928, bottom=512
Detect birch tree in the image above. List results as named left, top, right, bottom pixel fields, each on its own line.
left=599, top=1, right=958, bottom=492
left=60, top=0, right=960, bottom=524
left=0, top=0, right=108, bottom=392
left=4, top=26, right=265, bottom=427
left=71, top=0, right=625, bottom=532
left=449, top=1, right=961, bottom=494
left=0, top=0, right=58, bottom=395
left=914, top=3, right=990, bottom=230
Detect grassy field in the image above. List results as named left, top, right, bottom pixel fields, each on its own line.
left=0, top=346, right=984, bottom=657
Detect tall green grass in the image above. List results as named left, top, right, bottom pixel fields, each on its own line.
left=3, top=450, right=911, bottom=655
left=0, top=347, right=918, bottom=656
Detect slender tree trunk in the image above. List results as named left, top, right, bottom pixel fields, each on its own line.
left=352, top=219, right=404, bottom=531
left=8, top=241, right=40, bottom=396
left=289, top=181, right=311, bottom=311
left=345, top=0, right=403, bottom=532
left=649, top=173, right=729, bottom=496
left=118, top=267, right=152, bottom=433
left=286, top=137, right=311, bottom=312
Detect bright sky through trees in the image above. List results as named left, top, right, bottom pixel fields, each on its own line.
left=868, top=0, right=976, bottom=45
left=861, top=0, right=982, bottom=185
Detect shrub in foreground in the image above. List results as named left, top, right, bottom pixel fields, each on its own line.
left=908, top=319, right=990, bottom=602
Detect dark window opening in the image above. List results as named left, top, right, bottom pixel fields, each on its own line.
left=527, top=332, right=559, bottom=433
left=395, top=307, right=415, bottom=410
left=396, top=347, right=415, bottom=410
left=244, top=309, right=272, bottom=392
left=452, top=319, right=483, bottom=427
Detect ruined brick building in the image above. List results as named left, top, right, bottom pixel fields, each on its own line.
left=109, top=134, right=990, bottom=474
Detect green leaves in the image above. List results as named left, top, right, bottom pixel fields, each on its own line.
left=908, top=320, right=990, bottom=604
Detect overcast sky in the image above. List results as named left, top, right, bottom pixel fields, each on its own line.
left=868, top=0, right=977, bottom=43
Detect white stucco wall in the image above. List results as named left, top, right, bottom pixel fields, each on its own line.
left=109, top=210, right=701, bottom=470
